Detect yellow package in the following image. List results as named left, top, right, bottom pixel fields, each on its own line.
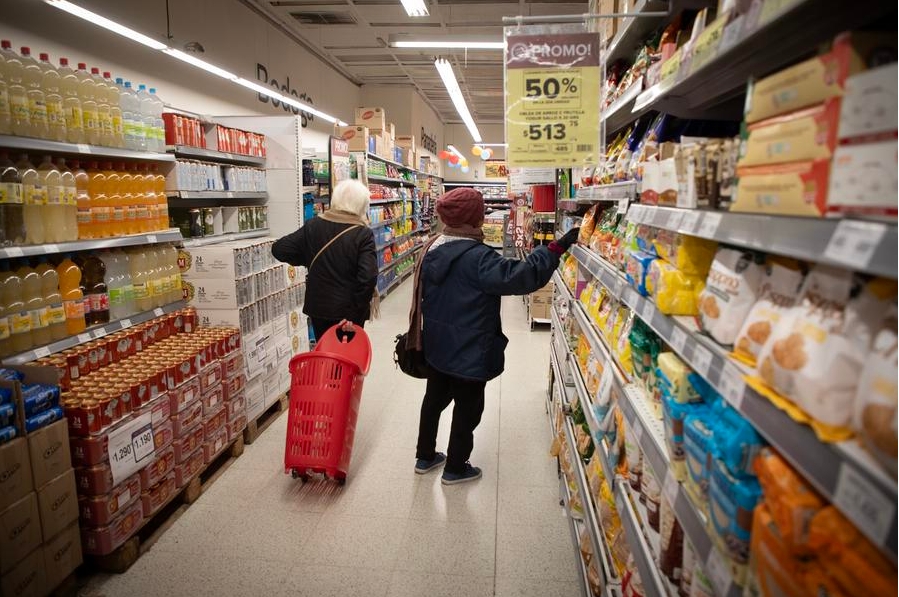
left=647, top=259, right=706, bottom=315
left=614, top=311, right=635, bottom=377
left=750, top=504, right=821, bottom=597
left=584, top=354, right=602, bottom=396
left=576, top=335, right=591, bottom=370
left=587, top=285, right=606, bottom=320
left=563, top=255, right=579, bottom=290
left=656, top=352, right=702, bottom=404
left=653, top=229, right=718, bottom=277
left=579, top=204, right=599, bottom=245
left=580, top=280, right=595, bottom=306
left=608, top=305, right=628, bottom=350
left=595, top=290, right=615, bottom=330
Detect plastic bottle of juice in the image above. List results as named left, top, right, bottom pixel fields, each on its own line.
left=36, top=260, right=66, bottom=341
left=75, top=63, right=99, bottom=145
left=0, top=43, right=10, bottom=135
left=130, top=163, right=146, bottom=233
left=2, top=42, right=30, bottom=136
left=103, top=72, right=124, bottom=147
left=116, top=78, right=134, bottom=150
left=104, top=162, right=124, bottom=236
left=0, top=152, right=25, bottom=245
left=55, top=158, right=77, bottom=241
left=39, top=53, right=66, bottom=142
left=57, top=256, right=86, bottom=334
left=117, top=162, right=137, bottom=235
left=0, top=269, right=14, bottom=357
left=86, top=162, right=108, bottom=238
left=122, top=82, right=144, bottom=151
left=90, top=68, right=113, bottom=147
left=57, top=58, right=83, bottom=144
left=136, top=85, right=155, bottom=151
left=2, top=268, right=32, bottom=352
left=70, top=160, right=91, bottom=239
left=19, top=48, right=47, bottom=139
left=116, top=249, right=136, bottom=315
left=143, top=246, right=161, bottom=308
left=104, top=251, right=123, bottom=320
left=148, top=88, right=165, bottom=152
left=37, top=156, right=64, bottom=243
left=17, top=154, right=44, bottom=245
left=158, top=244, right=175, bottom=304
left=18, top=264, right=49, bottom=347
left=150, top=164, right=167, bottom=230
left=81, top=255, right=108, bottom=325
left=141, top=166, right=157, bottom=232
left=165, top=244, right=182, bottom=304
left=129, top=247, right=152, bottom=312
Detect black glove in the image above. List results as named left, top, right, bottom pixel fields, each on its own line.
left=556, top=227, right=580, bottom=251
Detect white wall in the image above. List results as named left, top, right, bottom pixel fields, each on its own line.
left=0, top=0, right=361, bottom=139
left=443, top=123, right=507, bottom=183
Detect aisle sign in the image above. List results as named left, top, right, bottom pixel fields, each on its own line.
left=107, top=412, right=156, bottom=485
left=505, top=29, right=601, bottom=167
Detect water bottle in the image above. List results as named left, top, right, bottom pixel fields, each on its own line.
left=148, top=88, right=165, bottom=151
left=137, top=84, right=155, bottom=151
left=119, top=80, right=139, bottom=150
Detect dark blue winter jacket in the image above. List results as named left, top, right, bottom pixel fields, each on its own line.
left=421, top=237, right=560, bottom=382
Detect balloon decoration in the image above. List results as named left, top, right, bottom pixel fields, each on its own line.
left=449, top=154, right=459, bottom=165
left=461, top=166, right=470, bottom=173
left=481, top=148, right=493, bottom=160
left=471, top=146, right=483, bottom=157
left=438, top=150, right=449, bottom=160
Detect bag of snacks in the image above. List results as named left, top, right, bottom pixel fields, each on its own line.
left=626, top=249, right=657, bottom=297
left=652, top=229, right=718, bottom=277
left=734, top=258, right=806, bottom=366
left=579, top=204, right=600, bottom=245
left=647, top=259, right=706, bottom=316
left=699, top=248, right=765, bottom=346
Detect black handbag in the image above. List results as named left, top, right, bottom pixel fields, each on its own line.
left=393, top=332, right=431, bottom=379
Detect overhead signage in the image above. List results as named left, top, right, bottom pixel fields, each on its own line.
left=504, top=28, right=601, bottom=168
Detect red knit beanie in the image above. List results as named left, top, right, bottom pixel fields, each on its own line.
left=436, top=187, right=484, bottom=228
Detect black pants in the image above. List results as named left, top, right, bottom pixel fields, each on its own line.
left=415, top=369, right=486, bottom=474
left=310, top=317, right=365, bottom=341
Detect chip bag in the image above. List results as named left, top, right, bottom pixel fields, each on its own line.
left=652, top=229, right=718, bottom=277
left=699, top=248, right=765, bottom=346
left=646, top=259, right=706, bottom=316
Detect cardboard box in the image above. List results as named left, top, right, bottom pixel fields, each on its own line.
left=0, top=492, right=41, bottom=573
left=26, top=420, right=71, bottom=491
left=0, top=439, right=32, bottom=510
left=182, top=278, right=252, bottom=310
left=599, top=0, right=618, bottom=42
left=745, top=32, right=897, bottom=124
left=335, top=125, right=370, bottom=152
left=354, top=107, right=386, bottom=131
left=140, top=473, right=176, bottom=518
left=1, top=548, right=45, bottom=597
left=838, top=62, right=898, bottom=140
left=739, top=98, right=841, bottom=166
left=42, top=522, right=82, bottom=592
left=245, top=382, right=266, bottom=422
left=828, top=140, right=898, bottom=216
left=78, top=474, right=141, bottom=528
left=732, top=160, right=831, bottom=216
left=395, top=135, right=416, bottom=153
left=81, top=500, right=143, bottom=556
left=35, top=468, right=77, bottom=541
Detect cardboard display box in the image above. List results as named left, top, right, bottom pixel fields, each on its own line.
left=335, top=125, right=370, bottom=152
left=354, top=107, right=386, bottom=131
left=0, top=492, right=41, bottom=573
left=27, top=420, right=72, bottom=491
left=36, top=469, right=78, bottom=541
left=1, top=547, right=45, bottom=597
left=42, top=523, right=81, bottom=592
left=0, top=439, right=33, bottom=511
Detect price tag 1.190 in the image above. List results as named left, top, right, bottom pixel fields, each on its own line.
left=833, top=464, right=894, bottom=547
left=823, top=220, right=887, bottom=271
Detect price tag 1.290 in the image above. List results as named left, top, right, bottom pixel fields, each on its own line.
left=107, top=412, right=155, bottom=485
left=823, top=220, right=887, bottom=271
left=833, top=464, right=894, bottom=547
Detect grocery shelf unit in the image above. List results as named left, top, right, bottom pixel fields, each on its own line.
left=540, top=0, right=899, bottom=594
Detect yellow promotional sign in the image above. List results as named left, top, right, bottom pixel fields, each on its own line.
left=505, top=30, right=601, bottom=168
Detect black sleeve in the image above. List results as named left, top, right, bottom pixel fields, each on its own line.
left=271, top=226, right=308, bottom=266
left=353, top=230, right=378, bottom=307
left=476, top=245, right=560, bottom=296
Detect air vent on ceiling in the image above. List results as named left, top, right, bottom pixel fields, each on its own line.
left=291, top=11, right=357, bottom=25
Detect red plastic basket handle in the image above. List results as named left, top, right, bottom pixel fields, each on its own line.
left=313, top=322, right=372, bottom=375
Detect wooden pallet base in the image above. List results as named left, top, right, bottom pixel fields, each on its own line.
left=86, top=435, right=244, bottom=574
left=243, top=393, right=288, bottom=445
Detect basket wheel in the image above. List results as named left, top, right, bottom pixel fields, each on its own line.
left=336, top=477, right=346, bottom=487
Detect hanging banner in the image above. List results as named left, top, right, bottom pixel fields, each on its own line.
left=330, top=136, right=351, bottom=190
left=504, top=26, right=601, bottom=168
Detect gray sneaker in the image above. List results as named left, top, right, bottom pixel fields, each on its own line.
left=415, top=452, right=446, bottom=474
left=441, top=462, right=482, bottom=485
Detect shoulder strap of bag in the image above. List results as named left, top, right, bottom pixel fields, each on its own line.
left=309, top=224, right=361, bottom=271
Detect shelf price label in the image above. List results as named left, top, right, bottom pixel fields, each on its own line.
left=692, top=344, right=714, bottom=377
left=705, top=549, right=731, bottom=597
left=597, top=366, right=613, bottom=406
left=33, top=346, right=51, bottom=359
left=690, top=15, right=727, bottom=74
left=663, top=469, right=679, bottom=508
left=823, top=220, right=887, bottom=271
left=680, top=210, right=703, bottom=233
left=696, top=212, right=723, bottom=238
left=107, top=412, right=155, bottom=485
left=505, top=29, right=601, bottom=167
left=670, top=326, right=689, bottom=354
left=718, top=363, right=746, bottom=409
left=834, top=464, right=894, bottom=547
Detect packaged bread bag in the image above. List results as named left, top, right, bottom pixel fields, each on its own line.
left=579, top=204, right=600, bottom=245
left=734, top=258, right=806, bottom=366
left=698, top=248, right=765, bottom=346
left=853, top=304, right=897, bottom=476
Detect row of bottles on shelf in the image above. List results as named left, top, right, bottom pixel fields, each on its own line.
left=0, top=41, right=166, bottom=151
left=0, top=244, right=182, bottom=357
left=0, top=153, right=170, bottom=245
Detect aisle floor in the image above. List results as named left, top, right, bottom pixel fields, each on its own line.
left=83, top=278, right=579, bottom=597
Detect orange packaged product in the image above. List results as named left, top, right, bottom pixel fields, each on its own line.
left=201, top=385, right=223, bottom=419
left=78, top=474, right=141, bottom=528
left=168, top=375, right=200, bottom=414
left=139, top=445, right=175, bottom=488
left=81, top=500, right=143, bottom=555
left=203, top=427, right=229, bottom=464
left=227, top=414, right=247, bottom=442
left=806, top=506, right=897, bottom=597
left=153, top=419, right=174, bottom=451
left=171, top=400, right=203, bottom=437
left=174, top=447, right=204, bottom=487
left=225, top=392, right=246, bottom=422
left=222, top=373, right=246, bottom=401
left=141, top=472, right=176, bottom=518
left=203, top=406, right=227, bottom=438
left=198, top=360, right=223, bottom=393
left=578, top=205, right=599, bottom=245
left=749, top=504, right=818, bottom=597
left=173, top=424, right=204, bottom=463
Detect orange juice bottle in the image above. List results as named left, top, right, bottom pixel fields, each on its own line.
left=117, top=162, right=135, bottom=235
left=87, top=161, right=108, bottom=237
left=36, top=260, right=66, bottom=340
left=133, top=164, right=150, bottom=233
left=152, top=164, right=168, bottom=230
left=57, top=256, right=86, bottom=334
left=104, top=162, right=123, bottom=236
left=2, top=267, right=32, bottom=352
left=18, top=264, right=49, bottom=346
left=70, top=159, right=92, bottom=238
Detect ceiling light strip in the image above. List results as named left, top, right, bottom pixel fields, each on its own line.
left=392, top=40, right=504, bottom=49
left=446, top=145, right=464, bottom=158
left=44, top=0, right=344, bottom=125
left=435, top=58, right=482, bottom=143
left=399, top=0, right=429, bottom=17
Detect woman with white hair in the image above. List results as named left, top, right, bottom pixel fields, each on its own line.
left=272, top=179, right=378, bottom=339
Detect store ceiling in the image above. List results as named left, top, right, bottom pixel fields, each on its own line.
left=241, top=0, right=588, bottom=125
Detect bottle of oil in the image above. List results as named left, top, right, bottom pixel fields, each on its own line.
left=2, top=41, right=30, bottom=136
left=0, top=152, right=25, bottom=246
left=19, top=47, right=48, bottom=139
left=17, top=154, right=44, bottom=245
left=39, top=53, right=66, bottom=142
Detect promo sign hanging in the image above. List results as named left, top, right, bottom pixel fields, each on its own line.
left=504, top=27, right=601, bottom=168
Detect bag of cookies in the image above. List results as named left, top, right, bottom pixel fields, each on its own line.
left=698, top=248, right=765, bottom=346
left=853, top=304, right=898, bottom=476
left=579, top=204, right=600, bottom=245
left=734, top=258, right=806, bottom=366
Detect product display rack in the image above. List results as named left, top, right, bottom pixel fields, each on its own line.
left=166, top=190, right=268, bottom=202
left=2, top=300, right=188, bottom=366
left=0, top=134, right=175, bottom=162
left=375, top=230, right=416, bottom=251
left=368, top=174, right=415, bottom=186
left=567, top=242, right=898, bottom=561
left=370, top=216, right=405, bottom=229
left=168, top=144, right=266, bottom=167
left=181, top=229, right=270, bottom=248
left=0, top=229, right=184, bottom=259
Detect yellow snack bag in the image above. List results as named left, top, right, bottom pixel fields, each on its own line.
left=647, top=259, right=706, bottom=315
left=653, top=229, right=718, bottom=277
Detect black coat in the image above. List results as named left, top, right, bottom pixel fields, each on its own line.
left=272, top=217, right=378, bottom=323
left=421, top=238, right=560, bottom=382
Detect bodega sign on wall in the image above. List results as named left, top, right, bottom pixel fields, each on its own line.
left=256, top=63, right=315, bottom=127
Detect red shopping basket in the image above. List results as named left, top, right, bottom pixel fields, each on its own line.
left=284, top=323, right=371, bottom=484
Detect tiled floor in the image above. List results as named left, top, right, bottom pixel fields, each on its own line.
left=82, top=277, right=579, bottom=597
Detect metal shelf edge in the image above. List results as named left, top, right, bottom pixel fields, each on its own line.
left=0, top=229, right=185, bottom=258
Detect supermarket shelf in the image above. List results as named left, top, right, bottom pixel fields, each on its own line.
left=631, top=0, right=892, bottom=120
left=370, top=197, right=406, bottom=205
left=613, top=483, right=669, bottom=597
left=0, top=229, right=184, bottom=259
left=2, top=301, right=188, bottom=365
left=559, top=474, right=593, bottom=597
left=569, top=243, right=898, bottom=559
left=375, top=230, right=415, bottom=250
left=167, top=190, right=268, bottom=202
left=366, top=152, right=412, bottom=171
left=377, top=246, right=421, bottom=273
left=168, top=145, right=266, bottom=166
left=379, top=265, right=415, bottom=297
left=368, top=174, right=415, bottom=186
left=627, top=204, right=898, bottom=279
left=181, top=229, right=270, bottom=248
left=602, top=80, right=644, bottom=135
left=576, top=182, right=638, bottom=202
left=370, top=215, right=406, bottom=229
left=549, top=341, right=575, bottom=412
left=0, top=134, right=175, bottom=162
left=533, top=212, right=556, bottom=221
left=444, top=181, right=509, bottom=186
left=604, top=0, right=670, bottom=65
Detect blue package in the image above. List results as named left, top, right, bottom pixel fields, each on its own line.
left=23, top=389, right=58, bottom=418
left=0, top=425, right=15, bottom=444
left=709, top=457, right=762, bottom=564
left=683, top=411, right=716, bottom=513
left=0, top=369, right=24, bottom=382
left=25, top=405, right=65, bottom=433
left=0, top=387, right=11, bottom=405
left=711, top=404, right=766, bottom=478
left=625, top=249, right=656, bottom=297
left=0, top=402, right=14, bottom=428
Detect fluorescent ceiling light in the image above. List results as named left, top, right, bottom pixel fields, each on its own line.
left=446, top=145, right=464, bottom=158
left=435, top=58, right=482, bottom=143
left=45, top=0, right=168, bottom=50
left=399, top=0, right=428, bottom=17
left=44, top=0, right=345, bottom=126
left=392, top=40, right=504, bottom=49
